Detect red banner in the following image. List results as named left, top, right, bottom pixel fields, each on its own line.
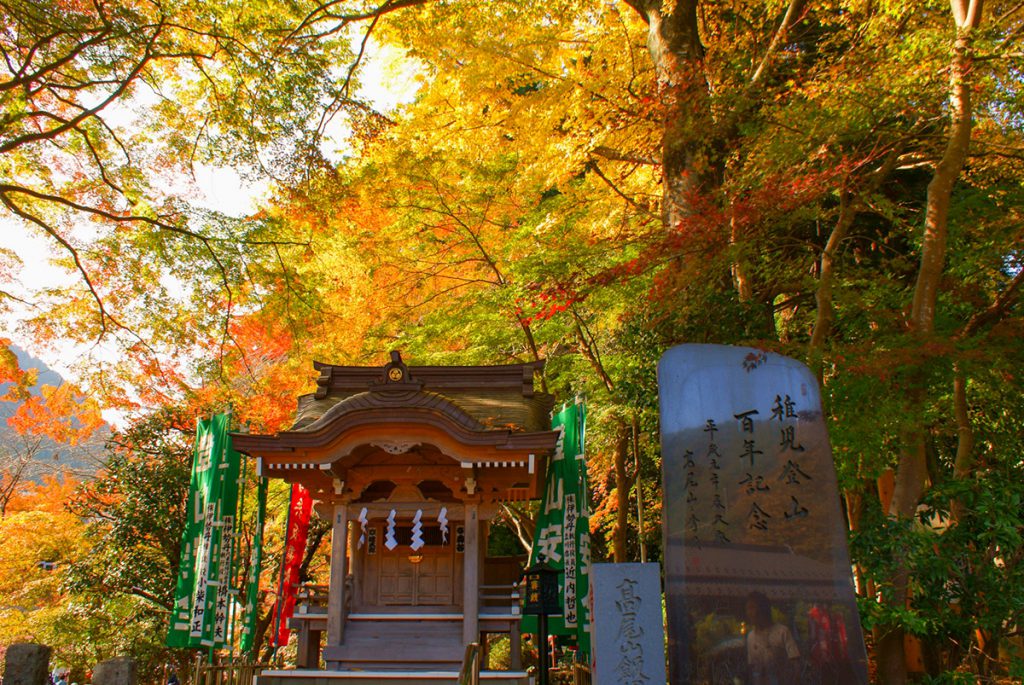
left=271, top=483, right=312, bottom=647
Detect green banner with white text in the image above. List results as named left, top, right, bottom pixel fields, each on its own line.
left=524, top=401, right=591, bottom=661
left=166, top=413, right=241, bottom=649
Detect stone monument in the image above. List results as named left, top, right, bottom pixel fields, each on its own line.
left=658, top=344, right=868, bottom=685
left=590, top=563, right=666, bottom=685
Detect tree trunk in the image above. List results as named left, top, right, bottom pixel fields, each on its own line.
left=613, top=420, right=630, bottom=562
left=624, top=0, right=711, bottom=229
left=808, top=188, right=856, bottom=384
left=881, top=4, right=984, bottom=682
left=950, top=365, right=974, bottom=522
left=808, top=150, right=899, bottom=381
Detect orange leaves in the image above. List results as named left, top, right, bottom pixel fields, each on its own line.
left=5, top=472, right=82, bottom=517
left=6, top=382, right=105, bottom=446
left=230, top=315, right=294, bottom=363
left=216, top=315, right=310, bottom=432
left=0, top=477, right=90, bottom=651
left=1, top=341, right=103, bottom=446
left=0, top=340, right=33, bottom=402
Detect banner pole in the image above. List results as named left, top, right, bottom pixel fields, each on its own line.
left=227, top=426, right=247, bottom=658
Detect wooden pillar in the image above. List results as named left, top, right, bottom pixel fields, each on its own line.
left=327, top=503, right=349, bottom=647
left=510, top=628, right=522, bottom=670
left=462, top=503, right=479, bottom=645
left=295, top=623, right=322, bottom=669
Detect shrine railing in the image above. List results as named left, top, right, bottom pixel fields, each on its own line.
left=478, top=581, right=523, bottom=670
left=457, top=642, right=482, bottom=685
left=479, top=582, right=521, bottom=612
left=295, top=583, right=329, bottom=614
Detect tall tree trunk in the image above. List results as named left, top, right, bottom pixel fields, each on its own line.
left=809, top=187, right=857, bottom=384
left=624, top=0, right=711, bottom=229
left=613, top=420, right=631, bottom=562
left=880, top=4, right=984, bottom=682
left=950, top=365, right=974, bottom=522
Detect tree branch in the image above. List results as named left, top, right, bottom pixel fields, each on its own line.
left=750, top=0, right=810, bottom=86
left=955, top=267, right=1024, bottom=340
left=591, top=145, right=658, bottom=166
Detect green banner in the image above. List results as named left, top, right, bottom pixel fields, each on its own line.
left=166, top=413, right=241, bottom=649
left=524, top=401, right=591, bottom=661
left=204, top=427, right=242, bottom=647
left=239, top=476, right=268, bottom=654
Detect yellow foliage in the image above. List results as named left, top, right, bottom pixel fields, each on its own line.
left=0, top=475, right=90, bottom=645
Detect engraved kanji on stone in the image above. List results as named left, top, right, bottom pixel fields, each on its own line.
left=771, top=394, right=798, bottom=421
left=739, top=473, right=770, bottom=495
left=739, top=439, right=764, bottom=467
left=784, top=496, right=809, bottom=521
left=747, top=502, right=772, bottom=531
left=780, top=459, right=812, bottom=484
left=682, top=450, right=696, bottom=468
left=734, top=409, right=759, bottom=433
left=687, top=513, right=701, bottom=533
left=780, top=425, right=805, bottom=452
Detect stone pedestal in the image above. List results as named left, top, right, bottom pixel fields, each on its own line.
left=91, top=658, right=137, bottom=685
left=2, top=644, right=52, bottom=685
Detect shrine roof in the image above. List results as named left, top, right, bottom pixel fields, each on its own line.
left=290, top=352, right=555, bottom=433
left=230, top=352, right=559, bottom=503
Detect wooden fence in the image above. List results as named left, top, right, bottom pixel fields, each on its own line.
left=572, top=662, right=592, bottom=685
left=191, top=658, right=264, bottom=685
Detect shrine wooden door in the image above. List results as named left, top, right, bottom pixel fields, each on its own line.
left=378, top=527, right=456, bottom=606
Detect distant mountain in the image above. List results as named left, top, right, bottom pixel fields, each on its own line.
left=0, top=344, right=109, bottom=481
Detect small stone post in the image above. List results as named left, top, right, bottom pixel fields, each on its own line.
left=91, top=658, right=138, bottom=685
left=2, top=643, right=52, bottom=685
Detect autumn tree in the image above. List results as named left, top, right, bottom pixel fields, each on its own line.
left=0, top=474, right=91, bottom=678
left=0, top=0, right=389, bottom=416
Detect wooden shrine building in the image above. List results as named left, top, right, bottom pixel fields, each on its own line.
left=233, top=352, right=559, bottom=685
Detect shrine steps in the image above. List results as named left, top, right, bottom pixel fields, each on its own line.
left=256, top=613, right=528, bottom=684
left=256, top=669, right=528, bottom=685
left=324, top=613, right=465, bottom=671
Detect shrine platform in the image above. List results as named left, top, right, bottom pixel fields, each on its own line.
left=255, top=668, right=528, bottom=685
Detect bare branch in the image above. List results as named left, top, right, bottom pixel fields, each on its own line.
left=750, top=0, right=810, bottom=86
left=285, top=0, right=429, bottom=45
left=0, top=22, right=163, bottom=155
